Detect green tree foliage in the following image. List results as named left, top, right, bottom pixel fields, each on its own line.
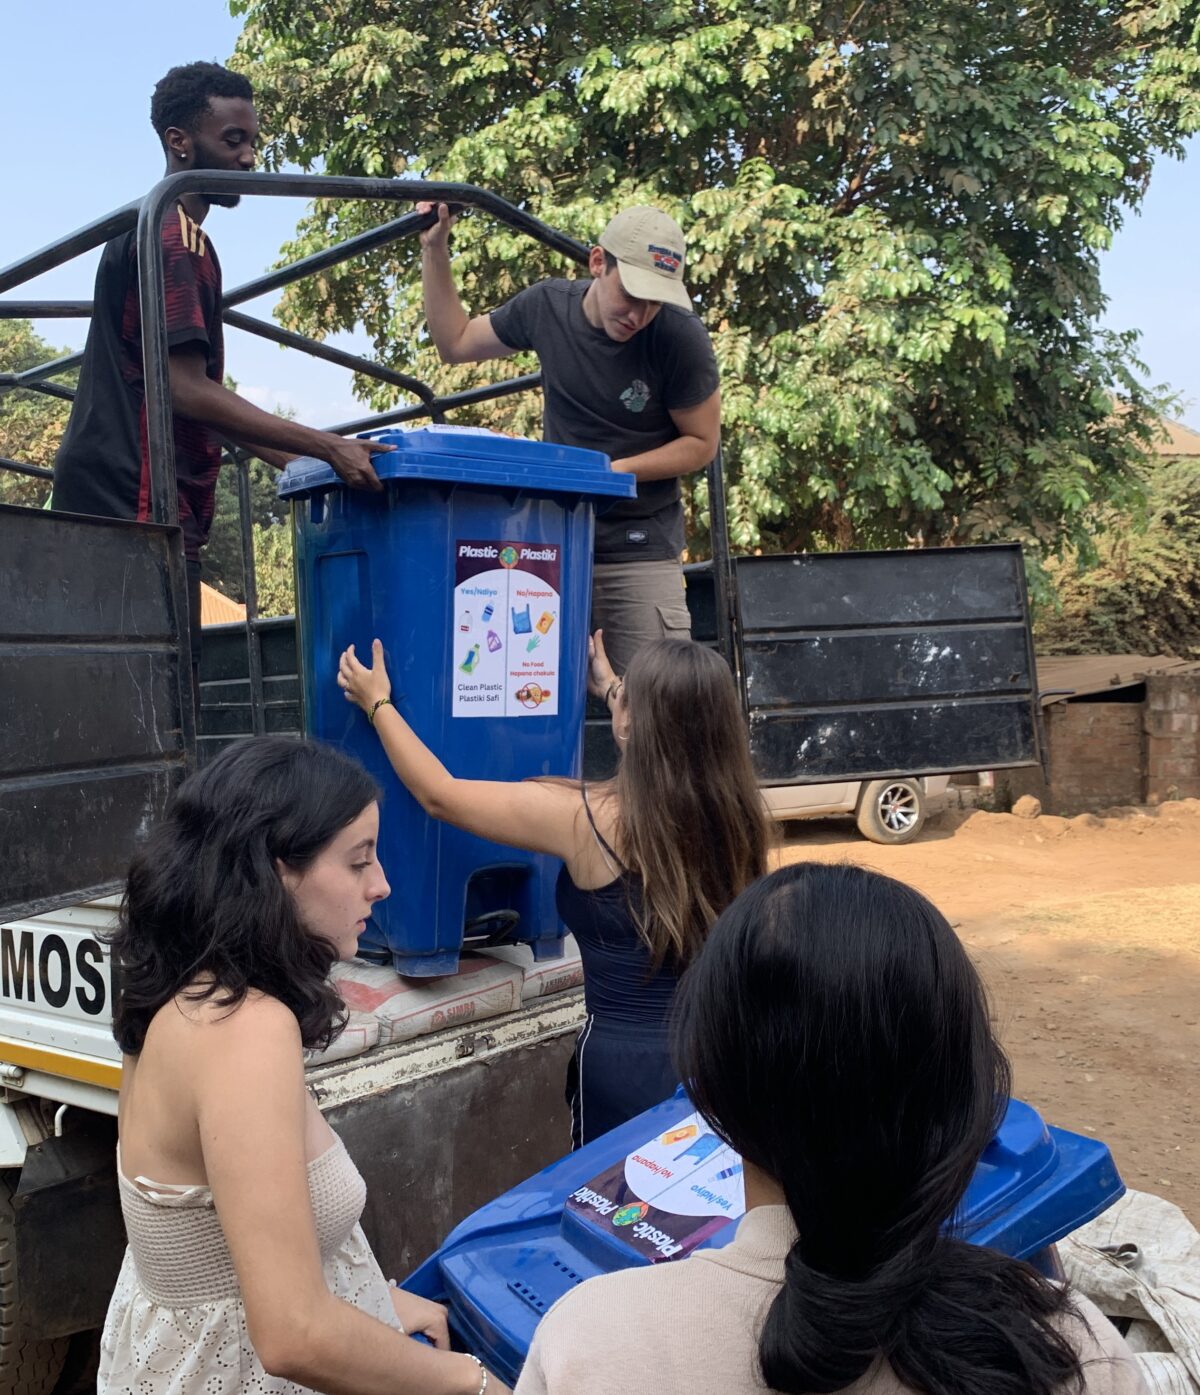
left=204, top=461, right=296, bottom=618
left=250, top=518, right=296, bottom=617
left=231, top=0, right=1199, bottom=558
left=204, top=376, right=295, bottom=615
left=0, top=321, right=73, bottom=507
left=204, top=453, right=285, bottom=597
left=1036, top=454, right=1200, bottom=657
left=0, top=331, right=296, bottom=614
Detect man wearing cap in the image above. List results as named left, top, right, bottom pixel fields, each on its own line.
left=419, top=203, right=721, bottom=675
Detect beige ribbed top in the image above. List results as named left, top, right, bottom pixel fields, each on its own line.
left=98, top=1134, right=401, bottom=1394
left=514, top=1205, right=1150, bottom=1395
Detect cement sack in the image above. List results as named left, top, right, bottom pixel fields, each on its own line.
left=306, top=1009, right=381, bottom=1066
left=486, top=935, right=584, bottom=1002
left=1061, top=1189, right=1200, bottom=1395
left=331, top=953, right=523, bottom=1046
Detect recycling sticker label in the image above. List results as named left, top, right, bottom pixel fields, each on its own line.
left=564, top=1110, right=746, bottom=1263
left=452, top=539, right=560, bottom=718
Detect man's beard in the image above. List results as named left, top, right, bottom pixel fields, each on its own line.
left=189, top=148, right=242, bottom=207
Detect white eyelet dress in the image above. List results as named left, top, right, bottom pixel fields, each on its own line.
left=99, top=1134, right=402, bottom=1393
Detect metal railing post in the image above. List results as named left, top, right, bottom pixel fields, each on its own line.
left=706, top=443, right=742, bottom=694
left=234, top=455, right=267, bottom=737
left=135, top=192, right=197, bottom=766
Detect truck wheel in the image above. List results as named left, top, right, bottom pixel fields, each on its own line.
left=0, top=1170, right=69, bottom=1395
left=856, top=779, right=926, bottom=845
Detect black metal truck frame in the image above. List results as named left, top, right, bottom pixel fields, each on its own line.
left=0, top=172, right=742, bottom=926
left=1, top=171, right=1043, bottom=929
left=0, top=177, right=1043, bottom=1369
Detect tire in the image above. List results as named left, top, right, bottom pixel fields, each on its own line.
left=856, top=778, right=926, bottom=845
left=0, top=1170, right=69, bottom=1395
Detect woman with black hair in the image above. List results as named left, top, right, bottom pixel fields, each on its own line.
left=100, top=737, right=508, bottom=1395
left=515, top=863, right=1145, bottom=1395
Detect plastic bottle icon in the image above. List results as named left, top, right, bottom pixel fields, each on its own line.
left=675, top=1133, right=722, bottom=1164
left=458, top=609, right=472, bottom=633
left=486, top=630, right=502, bottom=653
left=481, top=603, right=494, bottom=623
left=459, top=644, right=481, bottom=674
left=536, top=611, right=556, bottom=635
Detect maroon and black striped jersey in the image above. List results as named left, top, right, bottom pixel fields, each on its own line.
left=53, top=204, right=224, bottom=561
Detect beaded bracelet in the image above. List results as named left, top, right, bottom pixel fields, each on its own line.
left=464, top=1353, right=489, bottom=1394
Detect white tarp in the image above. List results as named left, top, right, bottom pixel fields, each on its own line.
left=1062, top=1190, right=1200, bottom=1395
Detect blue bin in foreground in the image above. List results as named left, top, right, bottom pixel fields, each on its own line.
left=279, top=426, right=635, bottom=976
left=405, top=1089, right=1124, bottom=1387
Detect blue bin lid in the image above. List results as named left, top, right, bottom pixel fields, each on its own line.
left=277, top=424, right=637, bottom=501
left=405, top=1088, right=1124, bottom=1386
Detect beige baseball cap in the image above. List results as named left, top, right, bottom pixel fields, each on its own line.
left=598, top=206, right=693, bottom=312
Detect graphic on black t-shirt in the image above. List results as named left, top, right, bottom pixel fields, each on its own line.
left=490, top=280, right=719, bottom=561
left=620, top=379, right=652, bottom=413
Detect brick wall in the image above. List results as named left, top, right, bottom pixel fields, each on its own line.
left=998, top=667, right=1200, bottom=811
left=1001, top=700, right=1145, bottom=814
left=1145, top=670, right=1200, bottom=802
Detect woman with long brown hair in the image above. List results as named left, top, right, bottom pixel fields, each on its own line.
left=338, top=631, right=770, bottom=1146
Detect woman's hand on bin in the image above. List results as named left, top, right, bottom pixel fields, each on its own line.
left=387, top=1283, right=452, bottom=1348
left=338, top=640, right=391, bottom=712
left=587, top=629, right=618, bottom=700
left=317, top=433, right=393, bottom=493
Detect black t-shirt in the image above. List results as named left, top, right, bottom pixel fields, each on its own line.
left=490, top=279, right=719, bottom=561
left=52, top=204, right=224, bottom=561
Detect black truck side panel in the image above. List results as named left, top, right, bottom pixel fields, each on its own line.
left=0, top=506, right=189, bottom=923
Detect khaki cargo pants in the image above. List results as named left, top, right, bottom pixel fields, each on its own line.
left=590, top=558, right=692, bottom=676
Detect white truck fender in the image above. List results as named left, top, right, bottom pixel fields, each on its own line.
left=0, top=1097, right=28, bottom=1168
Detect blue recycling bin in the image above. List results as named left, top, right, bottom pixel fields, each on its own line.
left=279, top=426, right=635, bottom=975
left=404, top=1088, right=1125, bottom=1387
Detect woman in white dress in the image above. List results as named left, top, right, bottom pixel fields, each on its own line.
left=100, top=736, right=506, bottom=1395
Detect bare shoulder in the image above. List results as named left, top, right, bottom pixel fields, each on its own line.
left=155, top=986, right=301, bottom=1056
left=582, top=783, right=620, bottom=840
left=526, top=779, right=593, bottom=831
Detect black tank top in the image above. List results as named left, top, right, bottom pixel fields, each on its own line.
left=554, top=788, right=680, bottom=1029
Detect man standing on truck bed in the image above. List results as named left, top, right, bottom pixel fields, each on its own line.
left=52, top=61, right=390, bottom=689
left=419, top=202, right=721, bottom=675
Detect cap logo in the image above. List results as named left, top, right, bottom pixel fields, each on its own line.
left=648, top=242, right=682, bottom=274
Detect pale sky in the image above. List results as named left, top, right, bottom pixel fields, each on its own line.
left=2, top=0, right=1196, bottom=429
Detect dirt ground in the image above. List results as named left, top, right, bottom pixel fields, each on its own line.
left=774, top=798, right=1200, bottom=1222
left=47, top=797, right=1200, bottom=1395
